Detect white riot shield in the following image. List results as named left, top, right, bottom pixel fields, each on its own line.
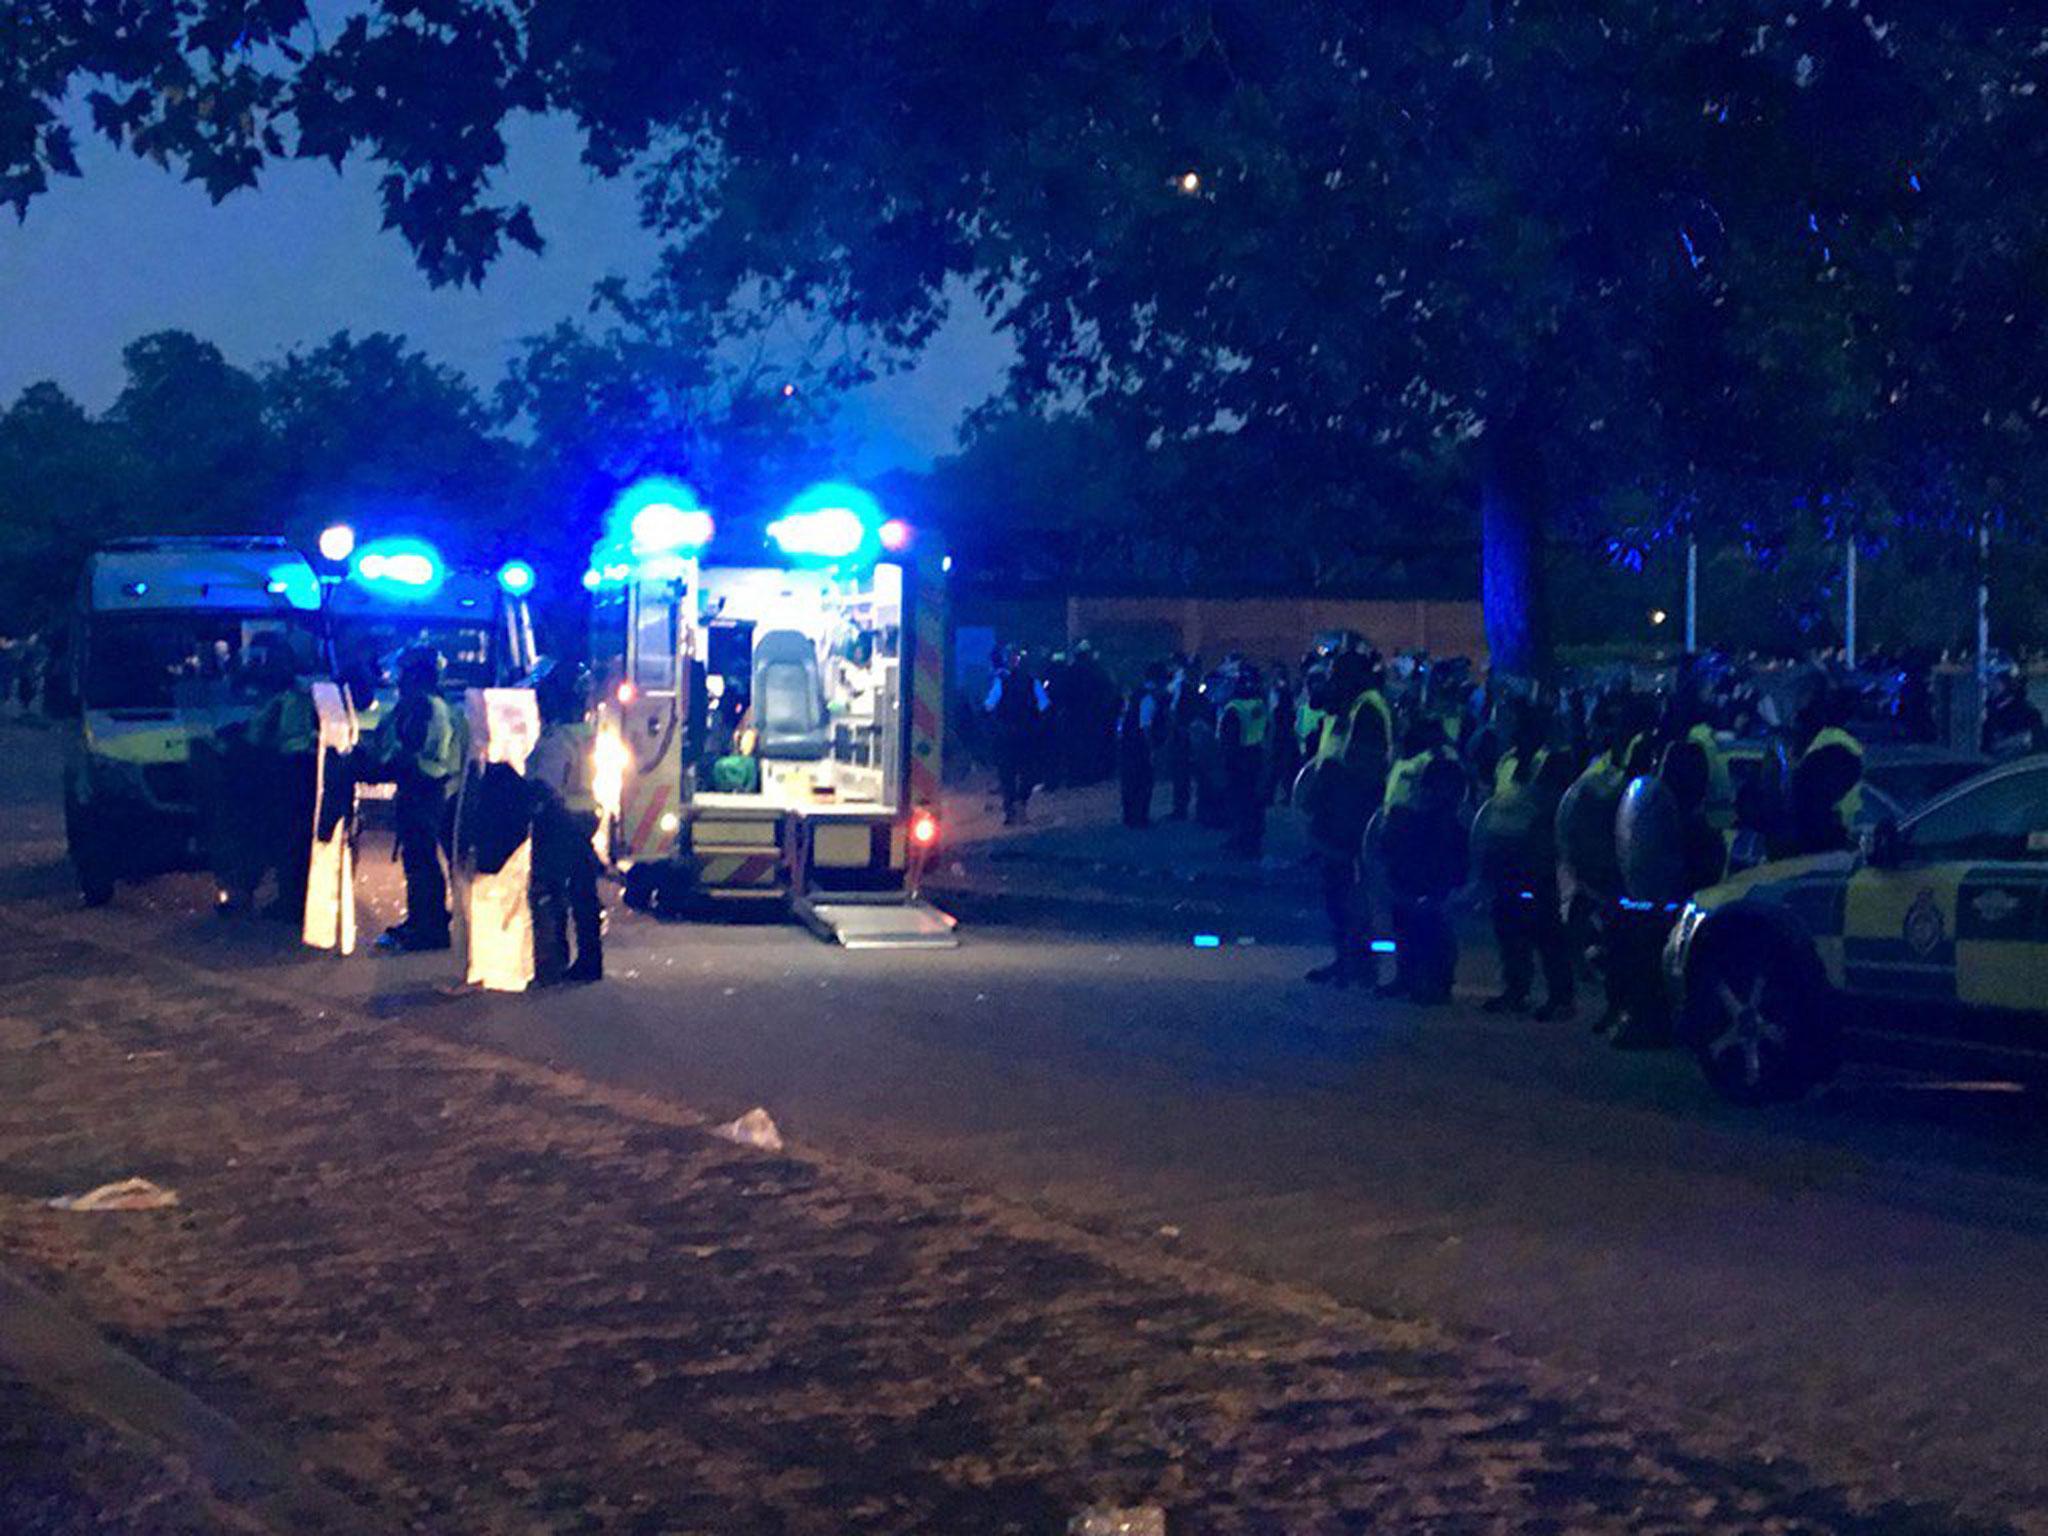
left=459, top=688, right=541, bottom=992
left=302, top=682, right=360, bottom=954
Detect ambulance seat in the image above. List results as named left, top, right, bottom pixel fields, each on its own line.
left=753, top=629, right=829, bottom=761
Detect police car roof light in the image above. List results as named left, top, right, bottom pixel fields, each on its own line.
left=349, top=536, right=445, bottom=600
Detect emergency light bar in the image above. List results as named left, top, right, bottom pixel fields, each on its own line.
left=350, top=536, right=445, bottom=599
left=768, top=482, right=885, bottom=565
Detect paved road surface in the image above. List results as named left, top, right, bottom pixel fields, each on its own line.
left=12, top=720, right=2048, bottom=1528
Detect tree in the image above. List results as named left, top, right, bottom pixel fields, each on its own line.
left=0, top=381, right=127, bottom=625
left=263, top=330, right=519, bottom=552
left=107, top=330, right=275, bottom=532
left=11, top=4, right=2046, bottom=674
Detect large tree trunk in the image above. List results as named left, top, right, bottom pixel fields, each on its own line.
left=1479, top=416, right=1551, bottom=683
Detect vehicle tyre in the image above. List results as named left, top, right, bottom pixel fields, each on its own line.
left=1683, top=929, right=1835, bottom=1104
left=64, top=791, right=117, bottom=908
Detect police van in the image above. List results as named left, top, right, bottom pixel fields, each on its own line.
left=323, top=536, right=537, bottom=726
left=59, top=537, right=323, bottom=905
left=1667, top=755, right=2048, bottom=1101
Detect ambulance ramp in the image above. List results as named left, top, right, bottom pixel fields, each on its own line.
left=797, top=897, right=959, bottom=949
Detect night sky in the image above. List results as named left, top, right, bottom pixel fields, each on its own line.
left=0, top=113, right=1006, bottom=474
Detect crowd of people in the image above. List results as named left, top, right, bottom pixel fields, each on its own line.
left=978, top=637, right=1909, bottom=1041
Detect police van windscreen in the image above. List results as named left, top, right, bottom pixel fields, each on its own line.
left=331, top=617, right=497, bottom=693
left=82, top=614, right=318, bottom=711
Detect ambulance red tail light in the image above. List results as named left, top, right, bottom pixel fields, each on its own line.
left=911, top=811, right=939, bottom=847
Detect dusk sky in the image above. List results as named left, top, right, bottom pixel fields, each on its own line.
left=0, top=112, right=1007, bottom=474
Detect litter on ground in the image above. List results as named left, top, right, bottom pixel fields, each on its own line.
left=713, top=1107, right=784, bottom=1152
left=45, top=1177, right=180, bottom=1212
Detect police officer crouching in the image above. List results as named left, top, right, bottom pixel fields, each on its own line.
left=370, top=645, right=459, bottom=952
left=526, top=661, right=604, bottom=985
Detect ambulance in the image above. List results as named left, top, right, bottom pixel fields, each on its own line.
left=60, top=536, right=324, bottom=905
left=584, top=478, right=955, bottom=947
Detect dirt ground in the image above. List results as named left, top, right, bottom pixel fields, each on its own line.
left=0, top=921, right=2009, bottom=1535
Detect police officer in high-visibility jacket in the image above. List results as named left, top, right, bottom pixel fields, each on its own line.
left=527, top=661, right=604, bottom=984
left=243, top=631, right=321, bottom=923
left=372, top=646, right=460, bottom=951
left=1219, top=665, right=1271, bottom=857
left=1790, top=694, right=1865, bottom=855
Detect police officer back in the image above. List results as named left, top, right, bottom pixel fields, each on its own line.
left=528, top=662, right=604, bottom=984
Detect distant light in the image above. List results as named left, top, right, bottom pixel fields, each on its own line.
left=496, top=559, right=536, bottom=596
left=781, top=382, right=797, bottom=398
left=349, top=537, right=444, bottom=599
left=317, top=523, right=356, bottom=563
left=911, top=811, right=939, bottom=846
left=1177, top=170, right=1202, bottom=194
left=615, top=681, right=637, bottom=706
left=878, top=518, right=912, bottom=553
left=581, top=569, right=601, bottom=591
left=659, top=812, right=680, bottom=833
left=1649, top=608, right=1669, bottom=626
left=1192, top=933, right=1222, bottom=949
left=942, top=555, right=954, bottom=574
left=121, top=581, right=149, bottom=599
left=1369, top=939, right=1397, bottom=954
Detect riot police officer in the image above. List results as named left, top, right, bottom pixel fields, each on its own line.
left=372, top=645, right=459, bottom=951
left=527, top=661, right=604, bottom=984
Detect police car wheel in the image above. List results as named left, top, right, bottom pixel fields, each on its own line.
left=1686, top=938, right=1829, bottom=1105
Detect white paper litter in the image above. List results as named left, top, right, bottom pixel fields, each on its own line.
left=1070, top=1509, right=1165, bottom=1536
left=712, top=1107, right=784, bottom=1152
left=46, top=1177, right=180, bottom=1212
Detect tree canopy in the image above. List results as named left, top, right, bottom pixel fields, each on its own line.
left=8, top=3, right=2046, bottom=670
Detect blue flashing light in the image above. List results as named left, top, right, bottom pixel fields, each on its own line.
left=121, top=581, right=149, bottom=599
left=496, top=559, right=537, bottom=597
left=349, top=536, right=445, bottom=600
left=768, top=482, right=883, bottom=564
left=1369, top=939, right=1398, bottom=955
left=265, top=563, right=322, bottom=612
left=1192, top=933, right=1223, bottom=949
left=629, top=501, right=715, bottom=557
left=606, top=477, right=713, bottom=558
left=581, top=568, right=601, bottom=592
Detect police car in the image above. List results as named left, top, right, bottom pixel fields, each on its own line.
left=1666, top=755, right=2048, bottom=1102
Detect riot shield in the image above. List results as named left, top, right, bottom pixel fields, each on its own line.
left=301, top=683, right=359, bottom=954
left=458, top=688, right=540, bottom=992
left=1615, top=774, right=1686, bottom=905
left=1555, top=772, right=1624, bottom=899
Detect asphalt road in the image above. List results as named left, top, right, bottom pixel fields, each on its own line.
left=14, top=719, right=2048, bottom=1530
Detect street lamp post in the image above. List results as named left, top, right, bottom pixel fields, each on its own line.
left=1684, top=532, right=1698, bottom=654
left=1843, top=538, right=1858, bottom=669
